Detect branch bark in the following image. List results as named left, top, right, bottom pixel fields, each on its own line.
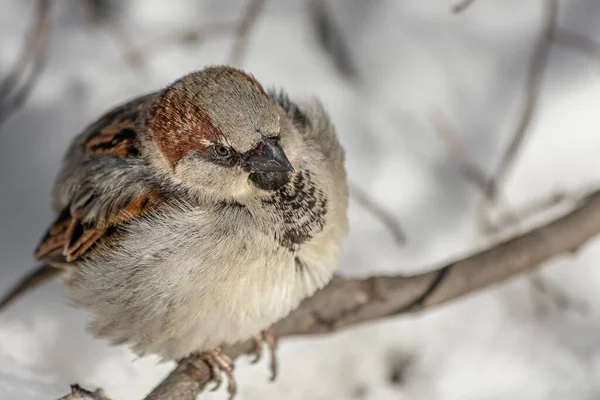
left=142, top=188, right=600, bottom=399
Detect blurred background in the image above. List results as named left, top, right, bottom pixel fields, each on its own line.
left=2, top=0, right=600, bottom=399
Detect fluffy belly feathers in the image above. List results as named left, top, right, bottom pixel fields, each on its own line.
left=66, top=206, right=329, bottom=359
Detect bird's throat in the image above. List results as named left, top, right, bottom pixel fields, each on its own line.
left=248, top=171, right=291, bottom=191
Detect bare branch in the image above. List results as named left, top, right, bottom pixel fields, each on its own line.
left=435, top=0, right=560, bottom=229
left=480, top=190, right=569, bottom=235
left=228, top=0, right=268, bottom=66
left=139, top=187, right=600, bottom=399
left=110, top=0, right=267, bottom=71
left=529, top=274, right=588, bottom=315
left=123, top=22, right=233, bottom=64
left=349, top=183, right=406, bottom=246
left=0, top=0, right=51, bottom=125
left=103, top=22, right=148, bottom=77
left=486, top=0, right=558, bottom=198
left=430, top=111, right=492, bottom=199
left=452, top=0, right=477, bottom=14
left=79, top=0, right=148, bottom=77
left=309, top=0, right=359, bottom=79
left=471, top=0, right=558, bottom=234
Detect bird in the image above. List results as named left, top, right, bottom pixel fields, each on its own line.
left=0, top=65, right=348, bottom=397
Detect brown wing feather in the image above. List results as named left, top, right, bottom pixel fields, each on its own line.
left=35, top=94, right=166, bottom=264
left=35, top=190, right=163, bottom=263
left=83, top=95, right=151, bottom=158
left=0, top=95, right=167, bottom=310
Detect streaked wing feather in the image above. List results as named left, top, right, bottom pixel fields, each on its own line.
left=35, top=94, right=167, bottom=264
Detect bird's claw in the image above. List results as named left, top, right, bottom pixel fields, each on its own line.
left=198, top=348, right=236, bottom=398
left=249, top=329, right=279, bottom=381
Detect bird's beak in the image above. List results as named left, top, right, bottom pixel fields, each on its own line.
left=246, top=139, right=294, bottom=173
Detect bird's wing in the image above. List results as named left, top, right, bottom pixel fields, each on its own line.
left=35, top=94, right=170, bottom=264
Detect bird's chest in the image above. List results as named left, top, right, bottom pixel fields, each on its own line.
left=259, top=170, right=328, bottom=252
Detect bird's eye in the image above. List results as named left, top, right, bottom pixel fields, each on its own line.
left=213, top=144, right=231, bottom=157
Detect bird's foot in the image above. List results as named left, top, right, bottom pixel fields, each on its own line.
left=249, top=329, right=278, bottom=380
left=197, top=347, right=236, bottom=398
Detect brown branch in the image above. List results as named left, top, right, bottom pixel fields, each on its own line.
left=138, top=187, right=600, bottom=399
left=486, top=0, right=558, bottom=200
left=452, top=0, right=477, bottom=14
left=435, top=0, right=559, bottom=221
left=228, top=0, right=268, bottom=66
left=0, top=0, right=51, bottom=125
left=471, top=0, right=558, bottom=234
left=429, top=112, right=564, bottom=233
left=349, top=183, right=406, bottom=246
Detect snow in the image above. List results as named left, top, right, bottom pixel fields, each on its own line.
left=2, top=0, right=600, bottom=399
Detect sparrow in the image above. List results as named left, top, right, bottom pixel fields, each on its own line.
left=0, top=65, right=348, bottom=397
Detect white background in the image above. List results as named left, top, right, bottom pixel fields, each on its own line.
left=2, top=0, right=600, bottom=399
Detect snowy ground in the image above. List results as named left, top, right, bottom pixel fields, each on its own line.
left=2, top=0, right=600, bottom=399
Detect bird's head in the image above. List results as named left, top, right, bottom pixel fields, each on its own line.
left=141, top=66, right=298, bottom=202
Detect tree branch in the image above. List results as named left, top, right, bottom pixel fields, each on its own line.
left=486, top=0, right=558, bottom=201
left=0, top=0, right=51, bottom=126
left=139, top=187, right=600, bottom=399
left=228, top=0, right=268, bottom=66
left=452, top=0, right=477, bottom=14
left=430, top=111, right=493, bottom=199
left=349, top=184, right=406, bottom=246
left=309, top=0, right=359, bottom=80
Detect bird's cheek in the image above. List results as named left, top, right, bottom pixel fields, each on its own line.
left=227, top=172, right=254, bottom=199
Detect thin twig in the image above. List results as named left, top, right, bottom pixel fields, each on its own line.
left=349, top=183, right=406, bottom=246
left=486, top=0, right=558, bottom=200
left=103, top=21, right=148, bottom=76
left=119, top=22, right=234, bottom=65
left=0, top=0, right=51, bottom=125
left=0, top=0, right=49, bottom=102
left=430, top=111, right=492, bottom=199
left=476, top=0, right=558, bottom=234
left=109, top=0, right=268, bottom=72
left=309, top=0, right=359, bottom=79
left=228, top=0, right=268, bottom=66
left=80, top=0, right=148, bottom=77
left=529, top=274, right=588, bottom=315
left=481, top=190, right=568, bottom=235
left=452, top=0, right=477, bottom=14
left=430, top=111, right=519, bottom=228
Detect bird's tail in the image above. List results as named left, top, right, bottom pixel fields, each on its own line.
left=0, top=264, right=61, bottom=310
